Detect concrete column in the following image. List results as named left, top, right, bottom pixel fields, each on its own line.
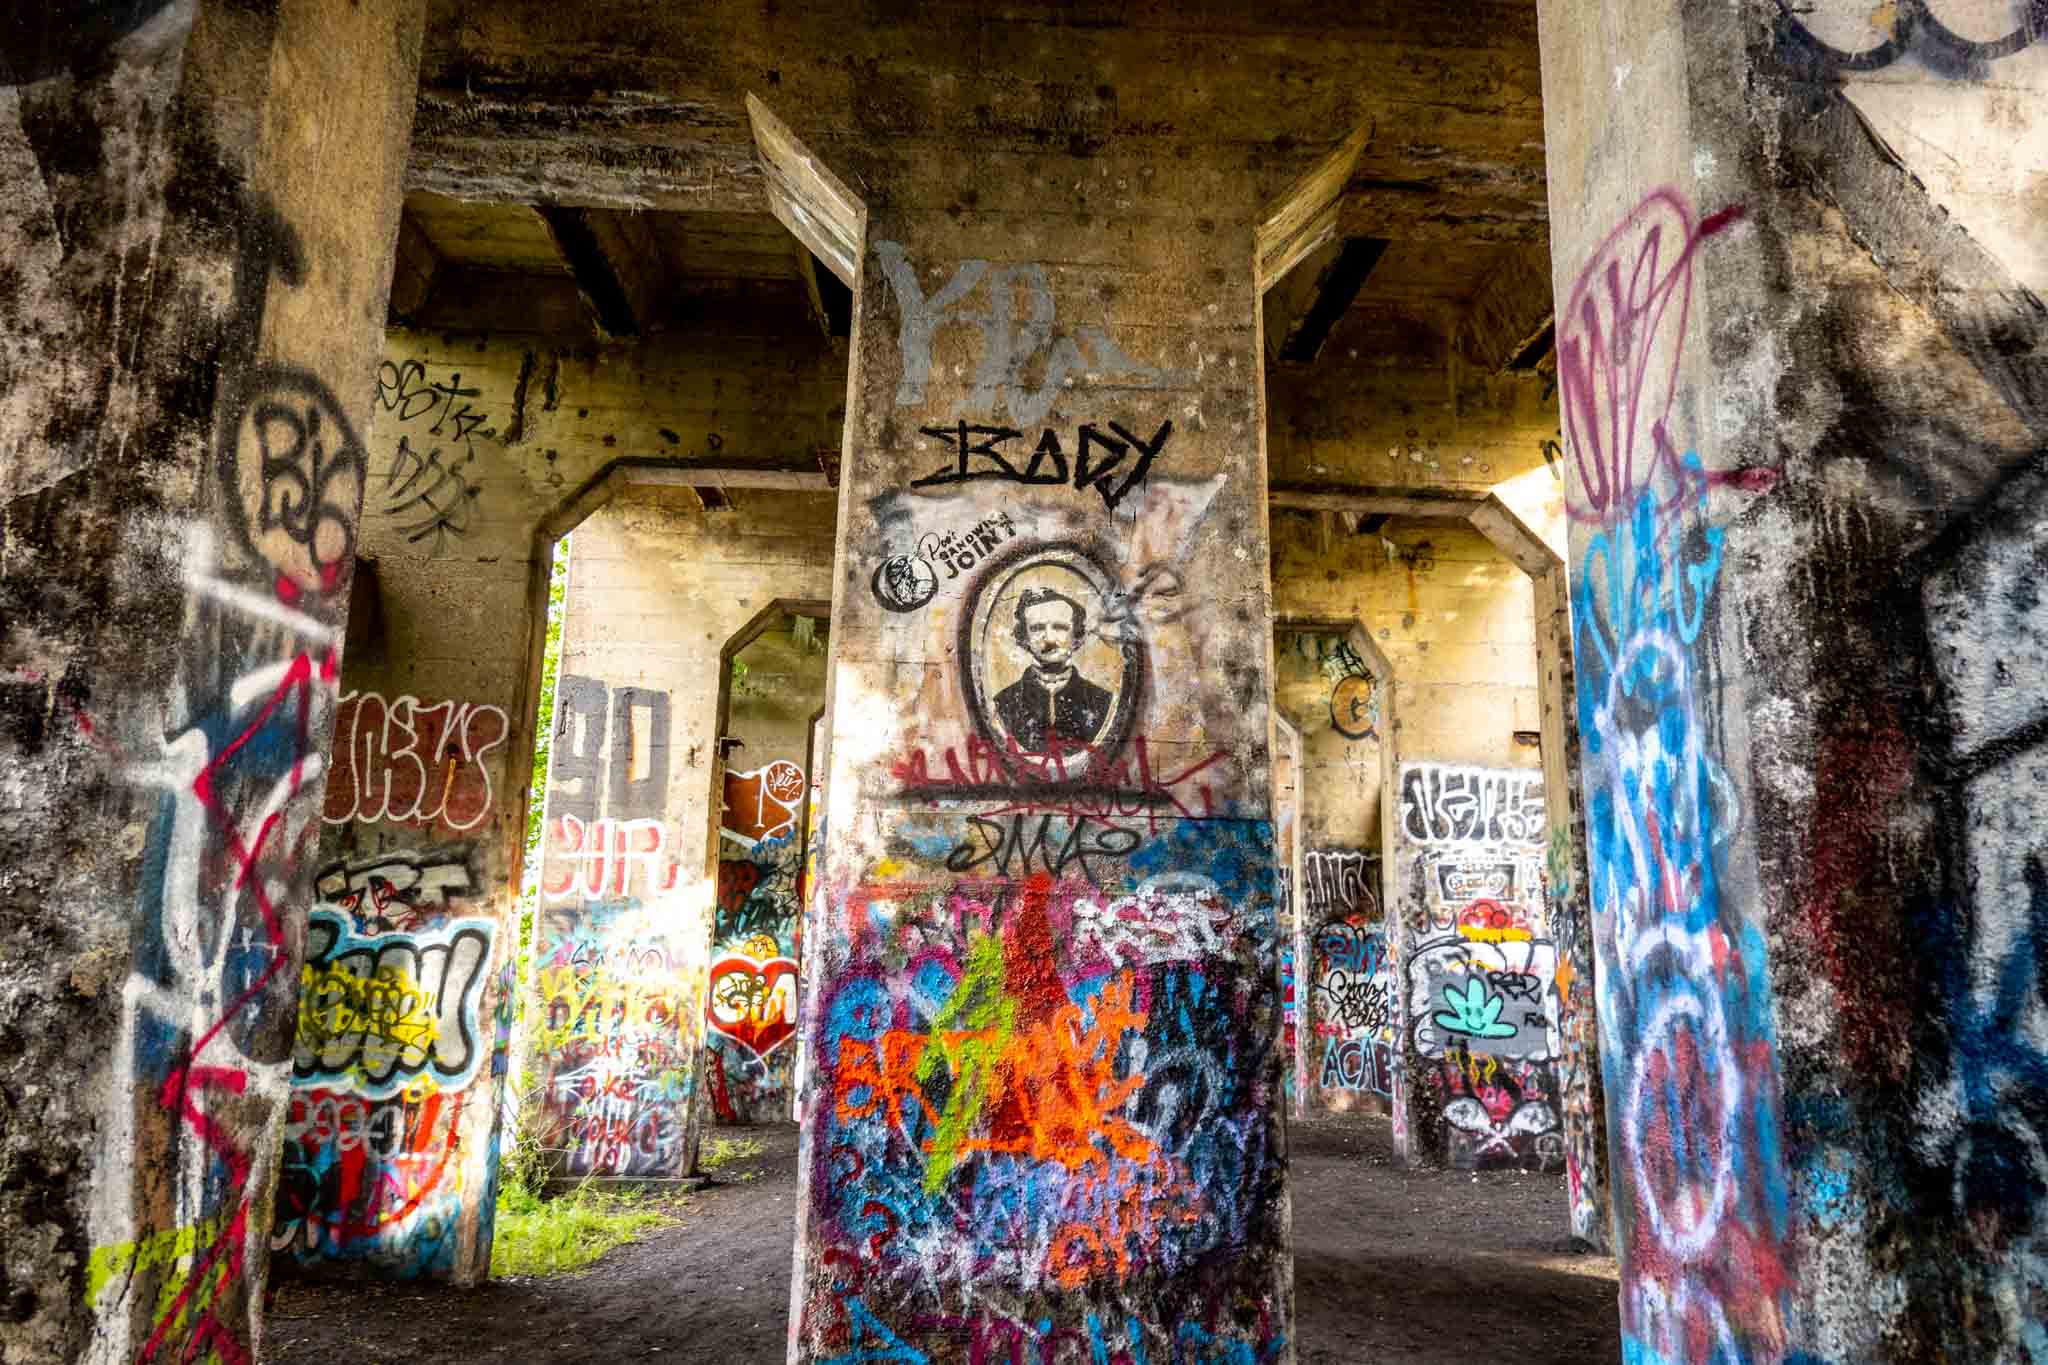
left=531, top=491, right=834, bottom=1178
left=1386, top=761, right=1559, bottom=1173
left=1274, top=717, right=1304, bottom=1117
left=709, top=611, right=832, bottom=1126
left=0, top=1, right=422, bottom=1359
left=1538, top=0, right=2047, bottom=1358
left=785, top=141, right=1291, bottom=1358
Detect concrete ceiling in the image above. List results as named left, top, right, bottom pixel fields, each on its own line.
left=392, top=0, right=1559, bottom=515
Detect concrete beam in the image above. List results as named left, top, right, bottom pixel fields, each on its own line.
left=1269, top=482, right=1488, bottom=519
left=621, top=462, right=834, bottom=491
left=1457, top=242, right=1555, bottom=373
left=1466, top=491, right=1562, bottom=576
left=538, top=205, right=644, bottom=337
left=1277, top=237, right=1389, bottom=365
left=1256, top=122, right=1371, bottom=293
left=388, top=211, right=442, bottom=323
left=746, top=94, right=864, bottom=288
left=1338, top=175, right=1549, bottom=244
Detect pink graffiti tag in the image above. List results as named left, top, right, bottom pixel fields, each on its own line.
left=1557, top=191, right=1766, bottom=526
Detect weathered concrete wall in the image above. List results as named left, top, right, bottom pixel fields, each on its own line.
left=0, top=3, right=422, bottom=1359
left=712, top=620, right=829, bottom=1124
left=1271, top=629, right=1388, bottom=1115
left=534, top=488, right=834, bottom=1178
left=1297, top=845, right=1391, bottom=1116
left=1538, top=0, right=2048, bottom=1356
left=277, top=367, right=529, bottom=1278
left=1266, top=335, right=1558, bottom=494
left=1388, top=762, right=1559, bottom=1171
left=1275, top=516, right=1543, bottom=769
left=788, top=125, right=1290, bottom=1356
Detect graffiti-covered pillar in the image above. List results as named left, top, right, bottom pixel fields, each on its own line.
left=1539, top=0, right=2048, bottom=1359
left=1387, top=762, right=1557, bottom=1172
left=781, top=119, right=1291, bottom=1361
left=0, top=2, right=424, bottom=1360
left=526, top=494, right=834, bottom=1183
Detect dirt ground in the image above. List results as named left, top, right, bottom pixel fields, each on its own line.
left=269, top=1116, right=1619, bottom=1364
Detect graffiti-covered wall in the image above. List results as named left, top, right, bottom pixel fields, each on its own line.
left=530, top=490, right=836, bottom=1178
left=1301, top=848, right=1392, bottom=1114
left=709, top=618, right=828, bottom=1123
left=1389, top=762, right=1562, bottom=1171
left=273, top=847, right=500, bottom=1277
left=281, top=364, right=540, bottom=1276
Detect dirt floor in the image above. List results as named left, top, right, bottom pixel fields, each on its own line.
left=269, top=1116, right=1619, bottom=1364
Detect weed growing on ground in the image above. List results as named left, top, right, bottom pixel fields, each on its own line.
left=491, top=1184, right=672, bottom=1278
left=490, top=1118, right=674, bottom=1277
left=700, top=1136, right=765, bottom=1182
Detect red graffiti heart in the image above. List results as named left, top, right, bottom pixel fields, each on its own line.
left=706, top=951, right=799, bottom=1059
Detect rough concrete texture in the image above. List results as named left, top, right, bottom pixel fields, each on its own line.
left=1538, top=0, right=2048, bottom=1358
left=712, top=618, right=830, bottom=1125
left=1275, top=517, right=1544, bottom=767
left=307, top=287, right=839, bottom=1214
left=0, top=2, right=422, bottom=1359
left=786, top=114, right=1292, bottom=1355
left=534, top=489, right=835, bottom=1179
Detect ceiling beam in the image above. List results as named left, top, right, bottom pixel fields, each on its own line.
left=1255, top=122, right=1371, bottom=294
left=1278, top=237, right=1388, bottom=364
left=747, top=94, right=865, bottom=289
left=793, top=239, right=831, bottom=338
left=585, top=209, right=671, bottom=333
left=537, top=206, right=644, bottom=337
left=1268, top=482, right=1487, bottom=519
left=620, top=461, right=834, bottom=491
left=1457, top=242, right=1556, bottom=373
left=387, top=212, right=441, bottom=325
left=1338, top=171, right=1549, bottom=244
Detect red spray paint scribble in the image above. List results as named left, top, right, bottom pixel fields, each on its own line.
left=708, top=1049, right=737, bottom=1124
left=281, top=1089, right=463, bottom=1244
left=140, top=647, right=333, bottom=1364
left=1802, top=706, right=1916, bottom=1082
left=1558, top=192, right=1777, bottom=525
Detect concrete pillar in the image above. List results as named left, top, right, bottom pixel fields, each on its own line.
left=531, top=490, right=833, bottom=1177
left=711, top=610, right=832, bottom=1125
left=783, top=130, right=1291, bottom=1358
left=1273, top=717, right=1304, bottom=1117
left=1537, top=0, right=2047, bottom=1357
left=0, top=2, right=422, bottom=1359
left=1385, top=761, right=1559, bottom=1173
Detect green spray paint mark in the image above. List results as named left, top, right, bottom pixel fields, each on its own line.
left=915, top=931, right=1015, bottom=1195
left=85, top=1214, right=226, bottom=1311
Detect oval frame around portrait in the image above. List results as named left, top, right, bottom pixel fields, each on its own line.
left=958, top=540, right=1143, bottom=789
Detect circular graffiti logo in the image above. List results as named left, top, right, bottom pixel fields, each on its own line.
left=871, top=553, right=939, bottom=612
left=1331, top=673, right=1378, bottom=739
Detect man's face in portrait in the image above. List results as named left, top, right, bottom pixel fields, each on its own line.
left=1021, top=598, right=1079, bottom=671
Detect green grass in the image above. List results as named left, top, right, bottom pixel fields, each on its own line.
left=699, top=1135, right=765, bottom=1174
left=489, top=1178, right=674, bottom=1278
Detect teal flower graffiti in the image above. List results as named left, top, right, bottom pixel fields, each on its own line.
left=1434, top=977, right=1518, bottom=1039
